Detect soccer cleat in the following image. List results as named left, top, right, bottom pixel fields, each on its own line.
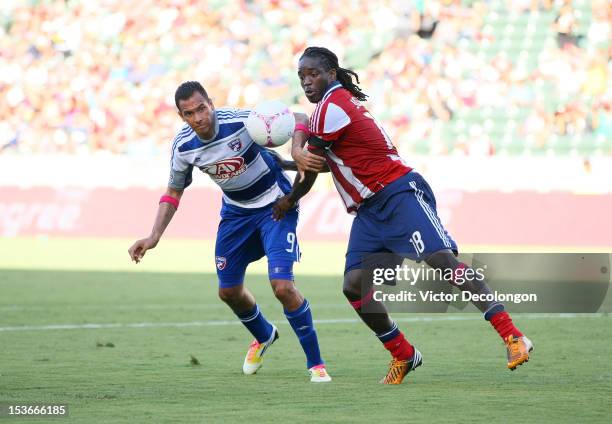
left=505, top=335, right=533, bottom=370
left=242, top=325, right=279, bottom=375
left=380, top=348, right=423, bottom=384
left=308, top=365, right=332, bottom=383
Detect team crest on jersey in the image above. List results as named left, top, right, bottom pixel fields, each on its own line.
left=227, top=139, right=242, bottom=152
left=215, top=256, right=227, bottom=270
left=204, top=157, right=246, bottom=179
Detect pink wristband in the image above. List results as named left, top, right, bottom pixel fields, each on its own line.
left=159, top=195, right=179, bottom=209
left=294, top=123, right=311, bottom=136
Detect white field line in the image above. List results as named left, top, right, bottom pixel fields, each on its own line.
left=0, top=303, right=348, bottom=312
left=0, top=313, right=607, bottom=333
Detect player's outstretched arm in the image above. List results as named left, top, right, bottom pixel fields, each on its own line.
left=264, top=148, right=298, bottom=171
left=272, top=169, right=318, bottom=221
left=292, top=113, right=327, bottom=176
left=128, top=187, right=183, bottom=263
left=273, top=144, right=327, bottom=220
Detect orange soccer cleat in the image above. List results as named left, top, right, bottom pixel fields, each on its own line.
left=380, top=349, right=423, bottom=384
left=505, top=335, right=534, bottom=370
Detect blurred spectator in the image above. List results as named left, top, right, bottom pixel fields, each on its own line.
left=554, top=1, right=581, bottom=48
left=530, top=0, right=553, bottom=13
left=410, top=0, right=440, bottom=39
left=522, top=103, right=551, bottom=148
left=587, top=0, right=610, bottom=48
left=553, top=101, right=587, bottom=136
left=590, top=98, right=612, bottom=138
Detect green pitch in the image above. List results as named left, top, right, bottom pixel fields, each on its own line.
left=1, top=267, right=611, bottom=423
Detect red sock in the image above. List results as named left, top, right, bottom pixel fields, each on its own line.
left=383, top=332, right=415, bottom=361
left=490, top=311, right=523, bottom=340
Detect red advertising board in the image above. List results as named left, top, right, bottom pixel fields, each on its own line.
left=1, top=187, right=610, bottom=247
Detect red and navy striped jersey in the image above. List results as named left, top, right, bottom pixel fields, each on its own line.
left=308, top=82, right=412, bottom=213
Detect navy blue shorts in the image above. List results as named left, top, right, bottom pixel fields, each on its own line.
left=215, top=204, right=300, bottom=288
left=345, top=171, right=457, bottom=274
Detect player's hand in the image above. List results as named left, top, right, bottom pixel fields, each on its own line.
left=128, top=237, right=158, bottom=264
left=272, top=195, right=296, bottom=221
left=292, top=146, right=326, bottom=181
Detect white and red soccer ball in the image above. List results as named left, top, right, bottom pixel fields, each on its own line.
left=246, top=100, right=295, bottom=147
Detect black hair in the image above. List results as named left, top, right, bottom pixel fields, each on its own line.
left=174, top=81, right=209, bottom=110
left=300, top=47, right=368, bottom=101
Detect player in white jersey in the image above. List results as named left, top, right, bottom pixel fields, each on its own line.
left=128, top=81, right=330, bottom=382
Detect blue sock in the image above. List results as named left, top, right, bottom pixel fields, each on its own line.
left=235, top=304, right=274, bottom=343
left=285, top=299, right=323, bottom=369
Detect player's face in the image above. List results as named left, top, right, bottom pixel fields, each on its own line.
left=178, top=92, right=215, bottom=139
left=298, top=56, right=337, bottom=103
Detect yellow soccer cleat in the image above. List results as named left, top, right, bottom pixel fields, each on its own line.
left=242, top=325, right=279, bottom=375
left=380, top=349, right=422, bottom=385
left=505, top=335, right=533, bottom=370
left=308, top=365, right=332, bottom=383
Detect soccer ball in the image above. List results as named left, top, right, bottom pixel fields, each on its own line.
left=245, top=100, right=295, bottom=147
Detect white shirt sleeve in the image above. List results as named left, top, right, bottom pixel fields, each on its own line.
left=168, top=149, right=193, bottom=190
left=323, top=102, right=351, bottom=135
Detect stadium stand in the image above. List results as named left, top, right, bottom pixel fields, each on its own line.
left=0, top=0, right=609, bottom=158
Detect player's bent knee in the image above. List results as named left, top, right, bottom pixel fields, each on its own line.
left=342, top=285, right=360, bottom=301
left=270, top=279, right=297, bottom=302
left=343, top=270, right=363, bottom=301
left=218, top=286, right=243, bottom=305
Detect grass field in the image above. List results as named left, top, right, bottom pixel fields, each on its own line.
left=1, top=238, right=611, bottom=423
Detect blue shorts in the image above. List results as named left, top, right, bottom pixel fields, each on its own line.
left=345, top=171, right=457, bottom=274
left=215, top=204, right=300, bottom=288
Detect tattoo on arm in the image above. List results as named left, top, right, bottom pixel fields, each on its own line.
left=151, top=203, right=176, bottom=240
left=151, top=187, right=182, bottom=240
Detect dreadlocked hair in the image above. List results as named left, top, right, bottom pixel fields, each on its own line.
left=301, top=47, right=368, bottom=101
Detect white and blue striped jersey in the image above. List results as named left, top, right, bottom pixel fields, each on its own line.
left=168, top=107, right=292, bottom=212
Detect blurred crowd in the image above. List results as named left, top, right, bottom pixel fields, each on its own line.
left=365, top=0, right=611, bottom=156
left=0, top=0, right=609, bottom=157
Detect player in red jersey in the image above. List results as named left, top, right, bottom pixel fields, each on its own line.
left=274, top=47, right=533, bottom=384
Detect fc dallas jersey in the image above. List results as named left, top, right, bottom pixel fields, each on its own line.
left=307, top=82, right=412, bottom=213
left=169, top=107, right=292, bottom=212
